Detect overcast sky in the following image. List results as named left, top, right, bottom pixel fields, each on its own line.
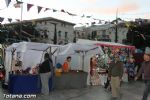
left=0, top=0, right=150, bottom=25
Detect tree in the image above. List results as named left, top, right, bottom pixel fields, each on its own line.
left=127, top=22, right=150, bottom=48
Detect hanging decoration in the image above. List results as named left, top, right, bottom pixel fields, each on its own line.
left=52, top=9, right=57, bottom=12
left=8, top=18, right=12, bottom=23
left=37, top=6, right=43, bottom=13
left=27, top=4, right=34, bottom=11
left=0, top=17, right=4, bottom=23
left=91, top=22, right=96, bottom=25
left=5, top=0, right=11, bottom=7
left=67, top=12, right=77, bottom=16
left=86, top=16, right=92, bottom=18
left=15, top=19, right=20, bottom=22
left=2, top=1, right=107, bottom=25
left=61, top=9, right=65, bottom=13
left=44, top=8, right=50, bottom=12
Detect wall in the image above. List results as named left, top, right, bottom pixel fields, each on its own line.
left=75, top=24, right=129, bottom=44
left=35, top=21, right=74, bottom=44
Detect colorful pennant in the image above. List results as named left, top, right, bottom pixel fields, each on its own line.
left=0, top=17, right=4, bottom=22
left=37, top=6, right=43, bottom=13
left=27, top=4, right=34, bottom=11
left=44, top=8, right=50, bottom=12
left=8, top=18, right=12, bottom=23
left=5, top=0, right=11, bottom=7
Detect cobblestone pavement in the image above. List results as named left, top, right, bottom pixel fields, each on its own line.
left=0, top=81, right=149, bottom=100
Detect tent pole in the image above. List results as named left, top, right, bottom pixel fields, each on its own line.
left=82, top=52, right=84, bottom=71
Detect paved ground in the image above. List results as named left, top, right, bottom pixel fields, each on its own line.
left=0, top=81, right=150, bottom=100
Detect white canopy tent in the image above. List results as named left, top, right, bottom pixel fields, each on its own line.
left=55, top=43, right=104, bottom=85
left=4, top=42, right=60, bottom=84
left=77, top=39, right=135, bottom=83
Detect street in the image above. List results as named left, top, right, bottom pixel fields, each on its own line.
left=0, top=81, right=149, bottom=100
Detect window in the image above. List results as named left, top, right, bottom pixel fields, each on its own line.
left=61, top=23, right=66, bottom=27
left=65, top=32, right=68, bottom=44
left=91, top=31, right=97, bottom=39
left=102, top=30, right=106, bottom=35
left=65, top=32, right=68, bottom=38
left=58, top=31, right=61, bottom=37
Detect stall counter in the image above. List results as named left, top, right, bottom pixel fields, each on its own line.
left=54, top=71, right=88, bottom=89
left=8, top=74, right=53, bottom=94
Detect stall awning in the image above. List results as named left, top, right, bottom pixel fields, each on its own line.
left=77, top=39, right=135, bottom=50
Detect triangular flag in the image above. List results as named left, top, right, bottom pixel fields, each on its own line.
left=67, top=12, right=77, bottom=16
left=27, top=4, right=33, bottom=11
left=61, top=9, right=65, bottom=13
left=5, top=0, right=11, bottom=7
left=0, top=17, right=4, bottom=23
left=86, top=16, right=91, bottom=18
left=91, top=22, right=95, bottom=25
left=16, top=19, right=20, bottom=22
left=8, top=18, right=12, bottom=23
left=44, top=8, right=50, bottom=12
left=37, top=6, right=43, bottom=13
left=16, top=0, right=23, bottom=4
left=53, top=9, right=57, bottom=12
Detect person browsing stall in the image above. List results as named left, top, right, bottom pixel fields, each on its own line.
left=135, top=47, right=150, bottom=100
left=39, top=53, right=53, bottom=95
left=63, top=56, right=71, bottom=72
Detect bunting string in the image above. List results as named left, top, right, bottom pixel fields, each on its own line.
left=2, top=0, right=107, bottom=25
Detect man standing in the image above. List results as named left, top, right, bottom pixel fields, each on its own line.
left=135, top=47, right=150, bottom=100
left=108, top=55, right=123, bottom=100
left=39, top=53, right=53, bottom=95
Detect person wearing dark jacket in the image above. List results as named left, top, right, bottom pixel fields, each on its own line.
left=108, top=55, right=123, bottom=100
left=39, top=53, right=53, bottom=95
left=135, top=47, right=150, bottom=100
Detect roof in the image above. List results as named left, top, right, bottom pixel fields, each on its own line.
left=77, top=39, right=135, bottom=50
left=4, top=17, right=76, bottom=26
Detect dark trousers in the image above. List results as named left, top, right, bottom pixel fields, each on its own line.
left=142, top=80, right=150, bottom=100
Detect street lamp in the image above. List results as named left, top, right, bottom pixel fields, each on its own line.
left=51, top=23, right=57, bottom=44
left=115, top=9, right=118, bottom=43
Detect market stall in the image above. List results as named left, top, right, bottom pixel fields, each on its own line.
left=54, top=43, right=104, bottom=86
left=4, top=42, right=59, bottom=94
left=77, top=39, right=136, bottom=83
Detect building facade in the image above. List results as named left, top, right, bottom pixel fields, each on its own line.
left=74, top=23, right=128, bottom=44
left=4, top=17, right=75, bottom=45
left=34, top=17, right=75, bottom=44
